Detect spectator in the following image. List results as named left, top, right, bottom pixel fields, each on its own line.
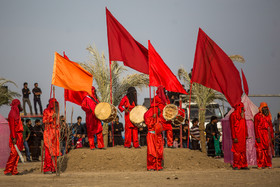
left=31, top=119, right=44, bottom=161
left=60, top=115, right=70, bottom=155
left=273, top=112, right=280, bottom=157
left=173, top=136, right=179, bottom=148
left=72, top=116, right=86, bottom=148
left=205, top=116, right=220, bottom=157
left=139, top=126, right=147, bottom=146
left=22, top=82, right=33, bottom=115
left=190, top=118, right=200, bottom=150
left=182, top=120, right=191, bottom=149
left=111, top=116, right=124, bottom=146
left=32, top=83, right=43, bottom=115
left=23, top=119, right=31, bottom=162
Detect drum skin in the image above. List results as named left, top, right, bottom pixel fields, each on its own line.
left=95, top=102, right=117, bottom=123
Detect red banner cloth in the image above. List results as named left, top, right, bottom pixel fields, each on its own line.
left=64, top=89, right=88, bottom=106
left=148, top=41, right=187, bottom=94
left=241, top=69, right=249, bottom=95
left=191, top=28, right=243, bottom=107
left=106, top=8, right=149, bottom=74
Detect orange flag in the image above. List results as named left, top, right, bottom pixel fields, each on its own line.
left=51, top=52, right=93, bottom=94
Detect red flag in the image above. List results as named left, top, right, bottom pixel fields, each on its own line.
left=148, top=41, right=187, bottom=94
left=191, top=28, right=243, bottom=107
left=241, top=69, right=249, bottom=95
left=64, top=89, right=88, bottom=106
left=106, top=8, right=149, bottom=74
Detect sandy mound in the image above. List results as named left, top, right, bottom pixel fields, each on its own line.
left=64, top=146, right=229, bottom=172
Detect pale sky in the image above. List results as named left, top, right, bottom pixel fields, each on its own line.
left=0, top=0, right=279, bottom=123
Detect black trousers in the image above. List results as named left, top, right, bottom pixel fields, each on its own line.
left=34, top=98, right=43, bottom=115
left=191, top=139, right=200, bottom=150
left=114, top=135, right=124, bottom=145
left=32, top=139, right=41, bottom=160
left=140, top=135, right=147, bottom=146
left=207, top=138, right=215, bottom=157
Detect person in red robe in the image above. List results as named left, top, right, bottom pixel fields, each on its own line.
left=81, top=86, right=104, bottom=150
left=151, top=86, right=173, bottom=147
left=43, top=98, right=60, bottom=174
left=254, top=102, right=274, bottom=169
left=4, top=99, right=24, bottom=175
left=144, top=100, right=164, bottom=171
left=230, top=102, right=249, bottom=170
left=118, top=87, right=140, bottom=148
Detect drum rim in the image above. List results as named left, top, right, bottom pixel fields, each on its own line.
left=163, top=104, right=178, bottom=121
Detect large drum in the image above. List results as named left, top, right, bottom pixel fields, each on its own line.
left=94, top=102, right=117, bottom=123
left=129, top=105, right=147, bottom=128
left=163, top=104, right=185, bottom=126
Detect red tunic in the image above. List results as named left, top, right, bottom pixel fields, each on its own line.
left=81, top=95, right=103, bottom=136
left=118, top=95, right=136, bottom=129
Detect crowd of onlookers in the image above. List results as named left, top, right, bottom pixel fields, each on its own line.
left=22, top=82, right=43, bottom=116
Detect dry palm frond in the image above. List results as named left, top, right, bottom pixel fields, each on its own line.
left=81, top=44, right=149, bottom=106
left=229, top=55, right=245, bottom=63
left=0, top=78, right=21, bottom=107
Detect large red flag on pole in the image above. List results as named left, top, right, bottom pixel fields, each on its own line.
left=106, top=8, right=149, bottom=74
left=191, top=28, right=243, bottom=107
left=241, top=69, right=249, bottom=95
left=148, top=41, right=187, bottom=95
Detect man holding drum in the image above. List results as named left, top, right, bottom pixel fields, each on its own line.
left=81, top=86, right=104, bottom=150
left=118, top=87, right=140, bottom=148
left=151, top=86, right=173, bottom=148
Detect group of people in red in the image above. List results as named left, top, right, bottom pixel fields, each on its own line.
left=230, top=101, right=274, bottom=170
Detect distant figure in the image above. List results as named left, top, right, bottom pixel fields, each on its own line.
left=73, top=116, right=86, bottom=148
left=4, top=99, right=24, bottom=175
left=205, top=116, right=220, bottom=157
left=190, top=118, right=200, bottom=150
left=254, top=102, right=274, bottom=169
left=273, top=112, right=280, bottom=157
left=32, top=83, right=43, bottom=115
left=173, top=136, right=179, bottom=148
left=22, top=82, right=33, bottom=115
left=111, top=116, right=124, bottom=146
left=139, top=126, right=147, bottom=146
left=31, top=119, right=44, bottom=161
left=23, top=119, right=31, bottom=162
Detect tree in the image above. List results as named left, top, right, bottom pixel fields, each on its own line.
left=0, top=78, right=20, bottom=107
left=178, top=68, right=225, bottom=153
left=80, top=45, right=149, bottom=147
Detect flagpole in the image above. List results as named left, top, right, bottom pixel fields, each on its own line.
left=110, top=61, right=112, bottom=104
left=187, top=82, right=193, bottom=149
left=179, top=97, right=183, bottom=148
left=50, top=84, right=53, bottom=99
left=149, top=86, right=151, bottom=106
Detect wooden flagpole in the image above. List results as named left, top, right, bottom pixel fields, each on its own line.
left=187, top=82, right=193, bottom=148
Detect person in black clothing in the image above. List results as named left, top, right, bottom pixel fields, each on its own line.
left=182, top=120, right=192, bottom=149
left=31, top=119, right=44, bottom=161
left=110, top=116, right=124, bottom=146
left=205, top=116, right=220, bottom=157
left=72, top=116, right=86, bottom=148
left=22, top=82, right=33, bottom=115
left=32, top=83, right=43, bottom=115
left=139, top=126, right=148, bottom=146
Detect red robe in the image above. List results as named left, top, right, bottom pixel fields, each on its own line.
left=254, top=112, right=274, bottom=168
left=230, top=102, right=248, bottom=169
left=4, top=99, right=23, bottom=175
left=81, top=90, right=104, bottom=149
left=43, top=98, right=60, bottom=173
left=151, top=95, right=173, bottom=147
left=118, top=95, right=139, bottom=148
left=144, top=105, right=164, bottom=170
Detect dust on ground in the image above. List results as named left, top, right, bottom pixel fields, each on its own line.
left=1, top=147, right=280, bottom=187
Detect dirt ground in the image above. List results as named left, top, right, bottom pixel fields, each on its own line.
left=1, top=147, right=280, bottom=186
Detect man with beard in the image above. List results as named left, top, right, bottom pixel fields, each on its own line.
left=31, top=119, right=43, bottom=161
left=81, top=86, right=104, bottom=150
left=144, top=98, right=164, bottom=171
left=4, top=99, right=24, bottom=175
left=118, top=87, right=140, bottom=148
left=230, top=102, right=249, bottom=170
left=254, top=102, right=274, bottom=169
left=151, top=86, right=173, bottom=148
left=43, top=98, right=60, bottom=174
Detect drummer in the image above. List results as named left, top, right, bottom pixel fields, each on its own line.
left=151, top=86, right=173, bottom=148
left=118, top=87, right=140, bottom=148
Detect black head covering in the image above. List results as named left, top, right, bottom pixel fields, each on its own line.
left=126, top=87, right=137, bottom=106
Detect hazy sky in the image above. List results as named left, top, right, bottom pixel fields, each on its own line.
left=0, top=0, right=279, bottom=122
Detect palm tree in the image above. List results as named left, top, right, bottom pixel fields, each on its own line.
left=0, top=78, right=20, bottom=107
left=178, top=68, right=225, bottom=153
left=80, top=45, right=149, bottom=147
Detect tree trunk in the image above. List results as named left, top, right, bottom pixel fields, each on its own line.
left=102, top=123, right=108, bottom=148
left=198, top=105, right=207, bottom=154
